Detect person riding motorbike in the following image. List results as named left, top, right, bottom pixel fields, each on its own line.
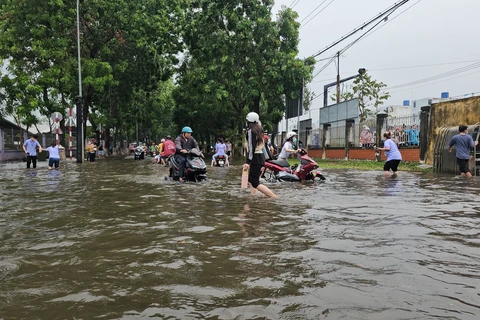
left=278, top=131, right=300, bottom=161
left=174, top=126, right=202, bottom=182
left=150, top=142, right=157, bottom=156
left=211, top=137, right=228, bottom=166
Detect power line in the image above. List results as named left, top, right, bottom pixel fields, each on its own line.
left=300, top=0, right=336, bottom=29
left=386, top=62, right=480, bottom=90
left=289, top=0, right=300, bottom=9
left=328, top=60, right=480, bottom=74
left=361, top=0, right=422, bottom=42
left=300, top=0, right=328, bottom=23
left=311, top=0, right=410, bottom=58
left=388, top=70, right=480, bottom=94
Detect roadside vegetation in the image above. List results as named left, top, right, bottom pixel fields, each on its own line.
left=289, top=158, right=433, bottom=172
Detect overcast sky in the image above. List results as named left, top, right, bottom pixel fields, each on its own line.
left=272, top=0, right=480, bottom=110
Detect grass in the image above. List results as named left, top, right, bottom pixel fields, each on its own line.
left=288, top=158, right=433, bottom=172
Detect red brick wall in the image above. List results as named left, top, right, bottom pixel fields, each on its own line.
left=308, top=148, right=420, bottom=162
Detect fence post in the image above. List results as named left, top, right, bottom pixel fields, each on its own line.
left=420, top=105, right=431, bottom=163
left=322, top=124, right=331, bottom=159
left=345, top=119, right=355, bottom=160
left=376, top=112, right=388, bottom=161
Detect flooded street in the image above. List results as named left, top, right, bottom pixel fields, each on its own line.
left=1, top=157, right=479, bottom=320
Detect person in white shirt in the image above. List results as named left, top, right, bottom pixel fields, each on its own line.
left=278, top=131, right=300, bottom=160
left=46, top=143, right=64, bottom=169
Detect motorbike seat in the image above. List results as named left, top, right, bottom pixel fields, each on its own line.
left=269, top=159, right=290, bottom=167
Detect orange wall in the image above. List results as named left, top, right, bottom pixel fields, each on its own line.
left=308, top=148, right=420, bottom=162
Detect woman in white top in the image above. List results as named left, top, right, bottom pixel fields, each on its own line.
left=46, top=143, right=64, bottom=169
left=278, top=131, right=300, bottom=160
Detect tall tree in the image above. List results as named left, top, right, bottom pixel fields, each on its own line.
left=174, top=2, right=315, bottom=138
left=0, top=0, right=184, bottom=145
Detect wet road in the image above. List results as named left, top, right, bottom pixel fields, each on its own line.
left=0, top=157, right=479, bottom=319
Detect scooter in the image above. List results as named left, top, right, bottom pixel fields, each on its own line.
left=262, top=148, right=325, bottom=182
left=134, top=146, right=145, bottom=160
left=213, top=155, right=227, bottom=167
left=168, top=148, right=207, bottom=182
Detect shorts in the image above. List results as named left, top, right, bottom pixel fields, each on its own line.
left=384, top=159, right=401, bottom=172
left=48, top=158, right=60, bottom=168
left=98, top=150, right=104, bottom=156
left=226, top=151, right=231, bottom=156
left=457, top=157, right=470, bottom=174
left=248, top=163, right=263, bottom=188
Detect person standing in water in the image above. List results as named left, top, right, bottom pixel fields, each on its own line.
left=46, top=143, right=64, bottom=170
left=22, top=134, right=43, bottom=169
left=375, top=131, right=402, bottom=178
left=243, top=112, right=277, bottom=198
left=448, top=125, right=478, bottom=177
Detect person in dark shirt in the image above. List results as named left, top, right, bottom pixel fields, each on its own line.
left=174, top=126, right=201, bottom=182
left=448, top=125, right=478, bottom=177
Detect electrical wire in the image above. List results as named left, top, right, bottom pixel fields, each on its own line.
left=311, top=0, right=410, bottom=58
left=361, top=0, right=422, bottom=41
left=300, top=0, right=337, bottom=29
left=289, top=0, right=300, bottom=9
left=299, top=0, right=328, bottom=23
left=386, top=62, right=480, bottom=90
left=388, top=69, right=480, bottom=93
left=326, top=60, right=480, bottom=75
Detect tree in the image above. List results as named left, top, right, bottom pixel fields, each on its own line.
left=340, top=71, right=390, bottom=122
left=174, top=2, right=314, bottom=142
left=0, top=0, right=184, bottom=148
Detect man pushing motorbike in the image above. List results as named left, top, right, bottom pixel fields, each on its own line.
left=174, top=126, right=202, bottom=182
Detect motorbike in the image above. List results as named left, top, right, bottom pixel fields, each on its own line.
left=213, top=154, right=227, bottom=167
left=134, top=146, right=145, bottom=160
left=168, top=148, right=207, bottom=182
left=261, top=148, right=325, bottom=182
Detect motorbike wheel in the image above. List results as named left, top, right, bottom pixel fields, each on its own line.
left=262, top=169, right=277, bottom=183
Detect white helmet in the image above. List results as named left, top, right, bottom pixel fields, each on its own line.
left=286, top=131, right=297, bottom=140
left=246, top=112, right=260, bottom=123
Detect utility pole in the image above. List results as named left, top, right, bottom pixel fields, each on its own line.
left=76, top=0, right=84, bottom=163
left=336, top=52, right=341, bottom=103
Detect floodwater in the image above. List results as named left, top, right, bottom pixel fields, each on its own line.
left=0, top=156, right=479, bottom=320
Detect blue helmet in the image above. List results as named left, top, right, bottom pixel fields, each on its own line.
left=182, top=126, right=193, bottom=133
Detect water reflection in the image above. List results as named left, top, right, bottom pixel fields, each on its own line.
left=0, top=159, right=479, bottom=319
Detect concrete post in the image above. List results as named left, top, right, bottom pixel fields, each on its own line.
left=376, top=112, right=388, bottom=161
left=322, top=124, right=331, bottom=159
left=345, top=119, right=355, bottom=160
left=420, top=105, right=431, bottom=163
left=42, top=134, right=47, bottom=148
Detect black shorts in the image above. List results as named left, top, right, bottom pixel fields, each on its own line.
left=248, top=163, right=263, bottom=188
left=457, top=157, right=470, bottom=174
left=226, top=151, right=231, bottom=156
left=384, top=159, right=401, bottom=172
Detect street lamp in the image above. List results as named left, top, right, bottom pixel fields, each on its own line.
left=323, top=68, right=365, bottom=108
left=76, top=0, right=84, bottom=163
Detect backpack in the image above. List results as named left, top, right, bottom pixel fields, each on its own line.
left=162, top=140, right=176, bottom=157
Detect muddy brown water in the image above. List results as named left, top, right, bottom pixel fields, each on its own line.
left=0, top=156, right=479, bottom=319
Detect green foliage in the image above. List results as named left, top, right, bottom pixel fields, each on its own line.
left=0, top=0, right=183, bottom=144
left=174, top=2, right=314, bottom=140
left=340, top=71, right=391, bottom=122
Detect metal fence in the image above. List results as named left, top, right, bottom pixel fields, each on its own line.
left=3, top=128, right=26, bottom=150
left=306, top=114, right=420, bottom=149
left=385, top=115, right=420, bottom=147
